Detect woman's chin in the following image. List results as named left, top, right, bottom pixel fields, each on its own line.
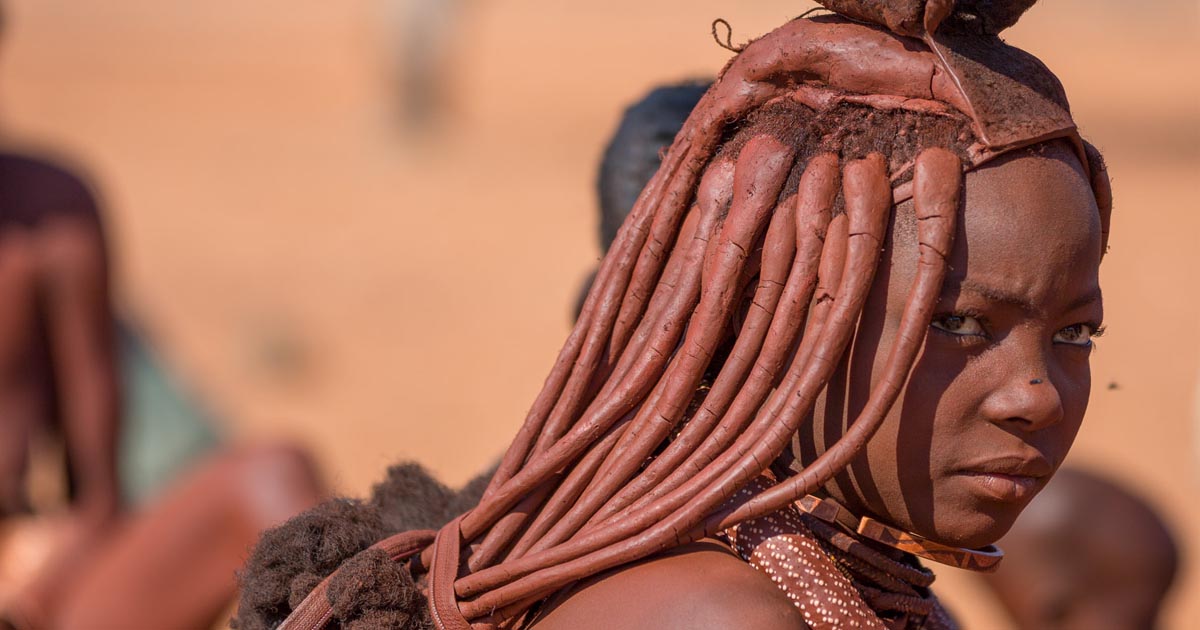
left=924, top=505, right=1022, bottom=550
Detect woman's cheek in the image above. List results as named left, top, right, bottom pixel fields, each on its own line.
left=1051, top=353, right=1092, bottom=425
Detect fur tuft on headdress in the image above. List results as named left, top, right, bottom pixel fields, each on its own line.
left=815, top=0, right=1038, bottom=36
left=955, top=0, right=1038, bottom=34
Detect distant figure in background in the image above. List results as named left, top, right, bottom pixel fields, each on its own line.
left=983, top=468, right=1179, bottom=630
left=595, top=81, right=711, bottom=257
left=0, top=153, right=119, bottom=535
left=389, top=0, right=472, bottom=132
left=0, top=154, right=124, bottom=624
left=0, top=147, right=325, bottom=630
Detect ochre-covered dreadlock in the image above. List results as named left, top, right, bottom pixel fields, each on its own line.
left=235, top=2, right=1113, bottom=629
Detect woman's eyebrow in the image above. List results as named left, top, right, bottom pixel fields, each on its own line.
left=1063, top=287, right=1103, bottom=313
left=955, top=281, right=1102, bottom=314
left=959, top=280, right=1037, bottom=314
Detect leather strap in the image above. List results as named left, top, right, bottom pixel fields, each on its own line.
left=429, top=517, right=473, bottom=630
left=277, top=529, right=437, bottom=630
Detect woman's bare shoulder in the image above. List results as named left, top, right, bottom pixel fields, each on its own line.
left=527, top=539, right=809, bottom=630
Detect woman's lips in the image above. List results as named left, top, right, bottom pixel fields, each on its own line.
left=957, top=471, right=1042, bottom=502
left=954, top=454, right=1052, bottom=502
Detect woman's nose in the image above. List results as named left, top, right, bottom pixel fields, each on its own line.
left=978, top=347, right=1065, bottom=432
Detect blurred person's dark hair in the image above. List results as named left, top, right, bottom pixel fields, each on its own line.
left=984, top=468, right=1179, bottom=629
left=574, top=81, right=709, bottom=320
left=596, top=81, right=710, bottom=254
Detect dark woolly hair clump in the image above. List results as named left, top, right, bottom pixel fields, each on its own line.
left=232, top=463, right=492, bottom=630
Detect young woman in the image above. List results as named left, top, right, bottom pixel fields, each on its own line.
left=235, top=1, right=1111, bottom=628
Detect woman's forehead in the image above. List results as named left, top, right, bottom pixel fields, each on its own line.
left=889, top=142, right=1096, bottom=248
left=941, top=147, right=1103, bottom=307
left=884, top=142, right=1102, bottom=312
left=960, top=144, right=1099, bottom=244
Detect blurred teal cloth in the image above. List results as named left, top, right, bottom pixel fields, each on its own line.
left=117, top=320, right=221, bottom=504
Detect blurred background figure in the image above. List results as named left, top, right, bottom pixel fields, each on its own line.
left=386, top=0, right=473, bottom=134
left=594, top=80, right=709, bottom=258
left=0, top=6, right=325, bottom=628
left=984, top=468, right=1179, bottom=630
left=0, top=152, right=120, bottom=542
left=0, top=143, right=325, bottom=629
left=574, top=80, right=710, bottom=319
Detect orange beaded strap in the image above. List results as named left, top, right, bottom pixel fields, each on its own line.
left=797, top=495, right=1004, bottom=573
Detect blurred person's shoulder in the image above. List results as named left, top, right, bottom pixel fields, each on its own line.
left=0, top=152, right=99, bottom=227
left=528, top=539, right=808, bottom=630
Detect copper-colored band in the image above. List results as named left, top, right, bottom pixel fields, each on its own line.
left=797, top=495, right=1004, bottom=573
left=857, top=516, right=1004, bottom=573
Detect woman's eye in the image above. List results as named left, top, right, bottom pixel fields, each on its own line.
left=1054, top=323, right=1100, bottom=347
left=931, top=314, right=986, bottom=337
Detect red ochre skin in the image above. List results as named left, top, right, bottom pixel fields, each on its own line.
left=800, top=140, right=1102, bottom=550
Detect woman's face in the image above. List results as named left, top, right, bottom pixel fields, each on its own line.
left=808, top=142, right=1104, bottom=549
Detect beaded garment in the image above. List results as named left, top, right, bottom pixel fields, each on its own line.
left=722, top=478, right=956, bottom=630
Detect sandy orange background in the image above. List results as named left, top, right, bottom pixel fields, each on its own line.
left=2, top=1, right=1196, bottom=627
